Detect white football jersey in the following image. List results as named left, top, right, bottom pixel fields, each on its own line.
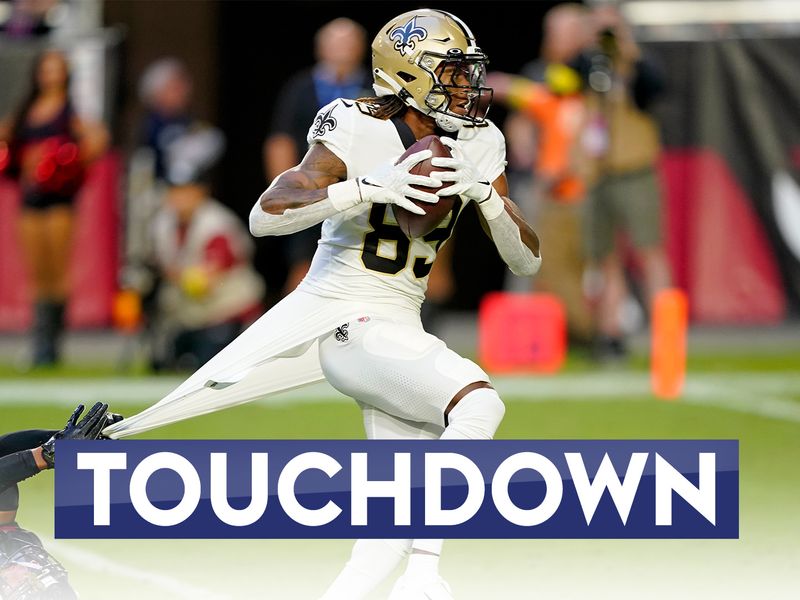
left=298, top=98, right=507, bottom=311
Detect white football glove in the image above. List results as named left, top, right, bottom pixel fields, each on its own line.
left=431, top=137, right=505, bottom=220
left=430, top=137, right=493, bottom=202
left=327, top=149, right=440, bottom=216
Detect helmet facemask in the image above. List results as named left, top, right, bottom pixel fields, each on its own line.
left=421, top=49, right=493, bottom=131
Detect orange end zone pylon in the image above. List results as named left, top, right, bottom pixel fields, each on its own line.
left=651, top=288, right=688, bottom=399
left=112, top=289, right=142, bottom=333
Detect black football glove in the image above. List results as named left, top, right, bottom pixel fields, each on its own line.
left=41, top=402, right=109, bottom=468
left=99, top=412, right=125, bottom=440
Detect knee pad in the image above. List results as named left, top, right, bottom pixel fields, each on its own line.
left=441, top=387, right=506, bottom=440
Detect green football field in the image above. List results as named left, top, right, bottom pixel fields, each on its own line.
left=2, top=352, right=799, bottom=600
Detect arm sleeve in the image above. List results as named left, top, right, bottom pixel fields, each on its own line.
left=0, top=450, right=40, bottom=491
left=482, top=206, right=541, bottom=277
left=249, top=195, right=340, bottom=237
left=0, top=431, right=52, bottom=500
left=0, top=430, right=56, bottom=457
left=471, top=124, right=540, bottom=277
left=0, top=429, right=57, bottom=504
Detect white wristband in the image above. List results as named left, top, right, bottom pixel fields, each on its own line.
left=327, top=179, right=363, bottom=212
left=476, top=186, right=505, bottom=220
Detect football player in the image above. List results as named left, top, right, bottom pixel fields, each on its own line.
left=105, top=9, right=540, bottom=599
left=1, top=403, right=115, bottom=600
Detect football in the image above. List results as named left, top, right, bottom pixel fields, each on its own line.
left=393, top=135, right=457, bottom=238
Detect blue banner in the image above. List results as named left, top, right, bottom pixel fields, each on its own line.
left=55, top=440, right=738, bottom=539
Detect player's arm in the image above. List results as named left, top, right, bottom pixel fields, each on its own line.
left=0, top=447, right=48, bottom=485
left=258, top=143, right=346, bottom=214
left=0, top=447, right=50, bottom=524
left=481, top=173, right=540, bottom=252
left=0, top=436, right=51, bottom=525
left=0, top=430, right=53, bottom=486
left=249, top=141, right=439, bottom=237
left=250, top=143, right=347, bottom=237
left=473, top=173, right=541, bottom=276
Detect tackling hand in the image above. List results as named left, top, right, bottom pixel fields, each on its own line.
left=99, top=412, right=125, bottom=440
left=41, top=402, right=110, bottom=468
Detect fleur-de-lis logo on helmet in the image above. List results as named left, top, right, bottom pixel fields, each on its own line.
left=311, top=105, right=338, bottom=138
left=390, top=17, right=428, bottom=56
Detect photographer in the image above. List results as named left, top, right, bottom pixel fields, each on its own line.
left=488, top=3, right=596, bottom=348
left=578, top=2, right=672, bottom=360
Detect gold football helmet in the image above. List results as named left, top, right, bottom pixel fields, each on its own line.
left=372, top=9, right=492, bottom=131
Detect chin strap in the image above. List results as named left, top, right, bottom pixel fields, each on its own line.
left=434, top=113, right=462, bottom=132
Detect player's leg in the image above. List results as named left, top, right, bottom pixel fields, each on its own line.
left=320, top=407, right=441, bottom=600
left=319, top=318, right=506, bottom=598
left=391, top=384, right=505, bottom=600
left=318, top=317, right=492, bottom=426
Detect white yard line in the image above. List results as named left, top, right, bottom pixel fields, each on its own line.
left=43, top=537, right=230, bottom=600
left=2, top=372, right=799, bottom=422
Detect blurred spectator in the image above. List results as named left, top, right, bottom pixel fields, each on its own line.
left=263, top=17, right=371, bottom=296
left=150, top=126, right=264, bottom=371
left=0, top=0, right=58, bottom=38
left=577, top=2, right=671, bottom=360
left=124, top=57, right=195, bottom=285
left=0, top=49, right=109, bottom=367
left=120, top=57, right=196, bottom=364
left=489, top=3, right=596, bottom=347
left=136, top=57, right=194, bottom=182
left=501, top=2, right=594, bottom=208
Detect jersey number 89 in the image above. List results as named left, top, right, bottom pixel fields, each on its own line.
left=361, top=203, right=461, bottom=278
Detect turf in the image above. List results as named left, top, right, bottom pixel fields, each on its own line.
left=2, top=353, right=799, bottom=599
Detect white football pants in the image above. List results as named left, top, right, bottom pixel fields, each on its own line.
left=105, top=289, right=489, bottom=438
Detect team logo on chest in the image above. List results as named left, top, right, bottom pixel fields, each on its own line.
left=390, top=17, right=427, bottom=56
left=311, top=105, right=338, bottom=138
